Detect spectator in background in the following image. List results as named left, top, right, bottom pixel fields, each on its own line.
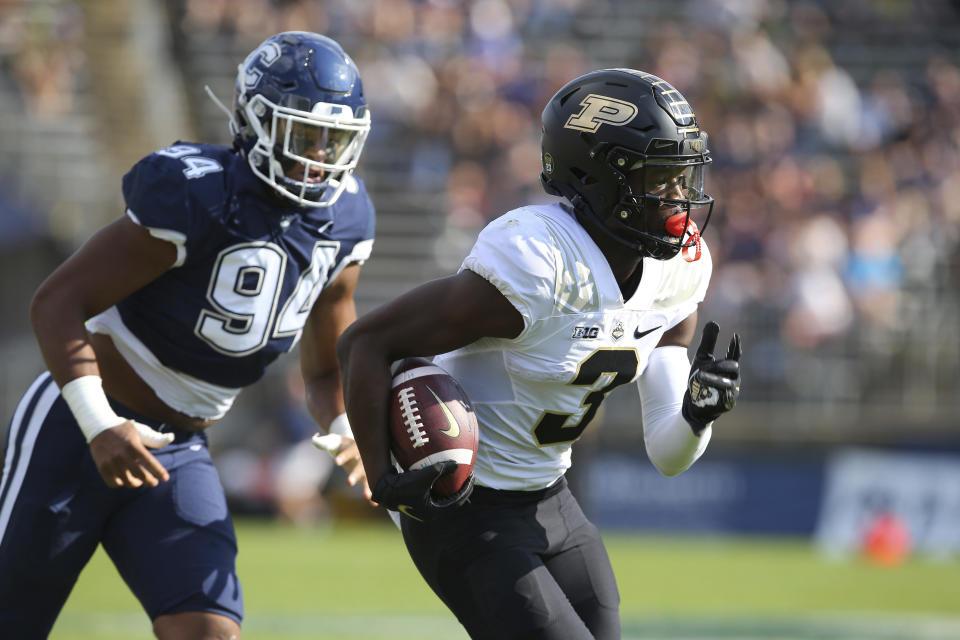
left=218, top=364, right=337, bottom=525
left=3, top=1, right=84, bottom=118
left=272, top=364, right=336, bottom=524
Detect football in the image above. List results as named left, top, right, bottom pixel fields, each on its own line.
left=389, top=357, right=478, bottom=497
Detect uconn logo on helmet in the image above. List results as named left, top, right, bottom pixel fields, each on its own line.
left=242, top=42, right=281, bottom=90
left=564, top=94, right=638, bottom=133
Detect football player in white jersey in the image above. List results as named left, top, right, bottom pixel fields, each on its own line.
left=337, top=68, right=742, bottom=639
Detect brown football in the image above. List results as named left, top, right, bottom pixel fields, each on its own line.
left=389, top=357, right=478, bottom=497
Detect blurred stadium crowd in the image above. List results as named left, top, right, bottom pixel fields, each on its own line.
left=1, top=0, right=959, bottom=518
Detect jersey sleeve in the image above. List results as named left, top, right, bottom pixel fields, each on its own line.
left=460, top=211, right=564, bottom=336
left=122, top=151, right=197, bottom=233
left=121, top=150, right=204, bottom=267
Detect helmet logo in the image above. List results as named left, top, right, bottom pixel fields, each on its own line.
left=242, top=42, right=281, bottom=90
left=564, top=94, right=638, bottom=133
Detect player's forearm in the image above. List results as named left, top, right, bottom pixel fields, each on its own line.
left=642, top=411, right=711, bottom=476
left=30, top=287, right=100, bottom=387
left=336, top=326, right=394, bottom=484
left=637, top=345, right=710, bottom=476
left=302, top=370, right=346, bottom=431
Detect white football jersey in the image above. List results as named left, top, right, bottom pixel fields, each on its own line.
left=434, top=203, right=712, bottom=490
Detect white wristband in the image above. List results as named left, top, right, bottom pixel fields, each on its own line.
left=60, top=375, right=125, bottom=443
left=328, top=412, right=354, bottom=439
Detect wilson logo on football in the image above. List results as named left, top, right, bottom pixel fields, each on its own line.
left=396, top=386, right=429, bottom=448
left=564, top=94, right=638, bottom=133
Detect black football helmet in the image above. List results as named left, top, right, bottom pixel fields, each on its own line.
left=540, top=68, right=713, bottom=260
left=230, top=32, right=370, bottom=207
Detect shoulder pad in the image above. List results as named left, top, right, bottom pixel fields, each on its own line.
left=462, top=205, right=599, bottom=331
left=122, top=143, right=231, bottom=235
left=313, top=175, right=375, bottom=243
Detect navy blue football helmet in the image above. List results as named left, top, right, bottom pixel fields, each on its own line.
left=231, top=32, right=370, bottom=207
left=540, top=68, right=713, bottom=260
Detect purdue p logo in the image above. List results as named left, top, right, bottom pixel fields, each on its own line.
left=564, top=94, right=638, bottom=133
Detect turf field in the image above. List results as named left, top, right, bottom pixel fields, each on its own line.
left=53, top=517, right=960, bottom=639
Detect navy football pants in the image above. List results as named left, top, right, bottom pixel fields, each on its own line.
left=0, top=373, right=242, bottom=637
left=401, top=476, right=621, bottom=640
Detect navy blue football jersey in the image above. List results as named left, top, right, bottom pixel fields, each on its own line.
left=114, top=142, right=375, bottom=389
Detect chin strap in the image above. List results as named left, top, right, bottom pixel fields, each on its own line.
left=204, top=85, right=239, bottom=133
left=204, top=85, right=244, bottom=153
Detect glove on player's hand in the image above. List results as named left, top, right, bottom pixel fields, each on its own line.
left=372, top=461, right=474, bottom=522
left=682, top=321, right=741, bottom=434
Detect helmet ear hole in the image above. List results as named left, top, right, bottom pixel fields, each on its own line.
left=558, top=87, right=580, bottom=107
left=569, top=167, right=596, bottom=187
left=540, top=174, right=563, bottom=196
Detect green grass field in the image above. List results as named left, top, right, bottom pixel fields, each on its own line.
left=52, top=517, right=960, bottom=639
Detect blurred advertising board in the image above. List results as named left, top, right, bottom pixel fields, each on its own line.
left=814, top=448, right=960, bottom=559
left=581, top=446, right=960, bottom=559
left=579, top=451, right=824, bottom=535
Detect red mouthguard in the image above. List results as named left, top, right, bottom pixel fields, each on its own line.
left=665, top=213, right=702, bottom=262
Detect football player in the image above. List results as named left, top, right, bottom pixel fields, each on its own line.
left=0, top=32, right=373, bottom=638
left=337, top=69, right=742, bottom=639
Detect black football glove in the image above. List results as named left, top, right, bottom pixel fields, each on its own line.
left=682, top=321, right=742, bottom=435
left=371, top=461, right=474, bottom=522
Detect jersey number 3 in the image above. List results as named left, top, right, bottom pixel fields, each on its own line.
left=534, top=348, right=639, bottom=446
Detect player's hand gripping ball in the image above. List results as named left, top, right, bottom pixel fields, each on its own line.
left=388, top=357, right=478, bottom=497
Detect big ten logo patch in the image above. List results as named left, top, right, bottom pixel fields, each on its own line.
left=571, top=326, right=600, bottom=339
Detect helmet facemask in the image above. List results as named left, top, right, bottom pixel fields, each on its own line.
left=598, top=144, right=714, bottom=261
left=240, top=93, right=370, bottom=207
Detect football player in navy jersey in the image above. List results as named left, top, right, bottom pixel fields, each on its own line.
left=337, top=69, right=743, bottom=639
left=0, top=32, right=374, bottom=638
